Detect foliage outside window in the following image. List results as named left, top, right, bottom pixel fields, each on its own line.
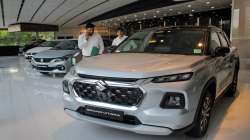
left=0, top=30, right=55, bottom=47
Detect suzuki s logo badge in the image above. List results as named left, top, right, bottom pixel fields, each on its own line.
left=40, top=59, right=44, bottom=63
left=95, top=80, right=107, bottom=91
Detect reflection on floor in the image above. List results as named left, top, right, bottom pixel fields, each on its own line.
left=0, top=56, right=249, bottom=140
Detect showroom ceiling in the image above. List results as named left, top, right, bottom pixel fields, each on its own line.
left=0, top=0, right=232, bottom=29
left=0, top=0, right=138, bottom=28
left=96, top=0, right=232, bottom=26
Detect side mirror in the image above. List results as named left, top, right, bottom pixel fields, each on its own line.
left=105, top=46, right=117, bottom=53
left=214, top=47, right=230, bottom=57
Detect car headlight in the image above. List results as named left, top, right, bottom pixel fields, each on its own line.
left=53, top=58, right=64, bottom=62
left=69, top=67, right=77, bottom=76
left=152, top=72, right=193, bottom=83
left=62, top=80, right=70, bottom=94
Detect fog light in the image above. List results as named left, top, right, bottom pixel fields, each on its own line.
left=63, top=80, right=70, bottom=94
left=160, top=93, right=185, bottom=109
left=57, top=65, right=65, bottom=71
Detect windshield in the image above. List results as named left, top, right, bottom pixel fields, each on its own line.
left=116, top=29, right=205, bottom=55
left=53, top=40, right=77, bottom=50
left=39, top=41, right=60, bottom=47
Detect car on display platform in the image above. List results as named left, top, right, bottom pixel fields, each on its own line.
left=62, top=26, right=240, bottom=138
left=31, top=39, right=81, bottom=75
left=24, top=40, right=61, bottom=60
left=22, top=39, right=46, bottom=53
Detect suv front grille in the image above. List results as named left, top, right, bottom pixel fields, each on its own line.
left=73, top=81, right=143, bottom=106
left=34, top=58, right=54, bottom=63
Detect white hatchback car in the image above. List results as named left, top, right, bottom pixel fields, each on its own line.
left=24, top=40, right=61, bottom=60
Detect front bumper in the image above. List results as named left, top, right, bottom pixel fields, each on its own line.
left=31, top=59, right=69, bottom=74
left=65, top=108, right=173, bottom=135
left=63, top=76, right=201, bottom=135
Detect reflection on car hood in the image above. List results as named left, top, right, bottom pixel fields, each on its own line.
left=76, top=53, right=209, bottom=78
left=26, top=47, right=52, bottom=54
left=33, top=49, right=79, bottom=59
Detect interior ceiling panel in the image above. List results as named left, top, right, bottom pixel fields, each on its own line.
left=0, top=0, right=232, bottom=29
left=54, top=0, right=101, bottom=26
left=3, top=0, right=21, bottom=27
left=32, top=0, right=65, bottom=23
left=62, top=0, right=137, bottom=27
left=43, top=0, right=87, bottom=24
left=18, top=0, right=47, bottom=22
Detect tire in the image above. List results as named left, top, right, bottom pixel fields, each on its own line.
left=186, top=90, right=213, bottom=138
left=226, top=69, right=238, bottom=97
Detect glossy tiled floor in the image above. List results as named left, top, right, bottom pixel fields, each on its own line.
left=0, top=56, right=249, bottom=140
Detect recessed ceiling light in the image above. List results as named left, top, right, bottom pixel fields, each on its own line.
left=192, top=9, right=195, bottom=12
left=211, top=6, right=215, bottom=9
left=156, top=10, right=160, bottom=13
left=169, top=9, right=173, bottom=11
left=206, top=1, right=210, bottom=5
left=154, top=15, right=157, bottom=18
left=134, top=15, right=137, bottom=17
left=187, top=4, right=192, bottom=8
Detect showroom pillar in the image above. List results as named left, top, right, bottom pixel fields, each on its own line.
left=231, top=0, right=250, bottom=66
left=231, top=0, right=250, bottom=40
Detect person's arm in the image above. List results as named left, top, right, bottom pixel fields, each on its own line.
left=78, top=34, right=87, bottom=50
left=112, top=38, right=116, bottom=46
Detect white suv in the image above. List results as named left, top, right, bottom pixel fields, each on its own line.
left=62, top=26, right=239, bottom=137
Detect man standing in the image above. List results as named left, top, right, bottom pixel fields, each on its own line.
left=112, top=28, right=128, bottom=46
left=78, top=23, right=104, bottom=56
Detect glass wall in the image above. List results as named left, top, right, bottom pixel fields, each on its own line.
left=0, top=30, right=55, bottom=47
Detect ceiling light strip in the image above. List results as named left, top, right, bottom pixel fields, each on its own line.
left=42, top=0, right=68, bottom=23
left=17, top=0, right=25, bottom=22
left=29, top=0, right=47, bottom=22
left=53, top=0, right=88, bottom=23
left=0, top=0, right=5, bottom=26
left=60, top=0, right=109, bottom=27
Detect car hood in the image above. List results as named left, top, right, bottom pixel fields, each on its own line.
left=33, top=49, right=78, bottom=59
left=26, top=47, right=52, bottom=54
left=76, top=53, right=209, bottom=78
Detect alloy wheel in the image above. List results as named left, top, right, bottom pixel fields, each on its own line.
left=200, top=93, right=212, bottom=132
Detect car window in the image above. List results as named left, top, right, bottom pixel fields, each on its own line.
left=116, top=29, right=205, bottom=55
left=39, top=41, right=60, bottom=47
left=218, top=33, right=229, bottom=47
left=209, top=32, right=221, bottom=54
left=54, top=40, right=77, bottom=50
left=116, top=31, right=150, bottom=52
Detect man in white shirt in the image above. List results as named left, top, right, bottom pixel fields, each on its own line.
left=112, top=28, right=128, bottom=46
left=78, top=23, right=104, bottom=56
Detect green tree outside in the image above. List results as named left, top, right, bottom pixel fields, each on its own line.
left=0, top=30, right=55, bottom=47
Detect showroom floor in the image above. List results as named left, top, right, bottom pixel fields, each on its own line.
left=0, top=56, right=249, bottom=140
